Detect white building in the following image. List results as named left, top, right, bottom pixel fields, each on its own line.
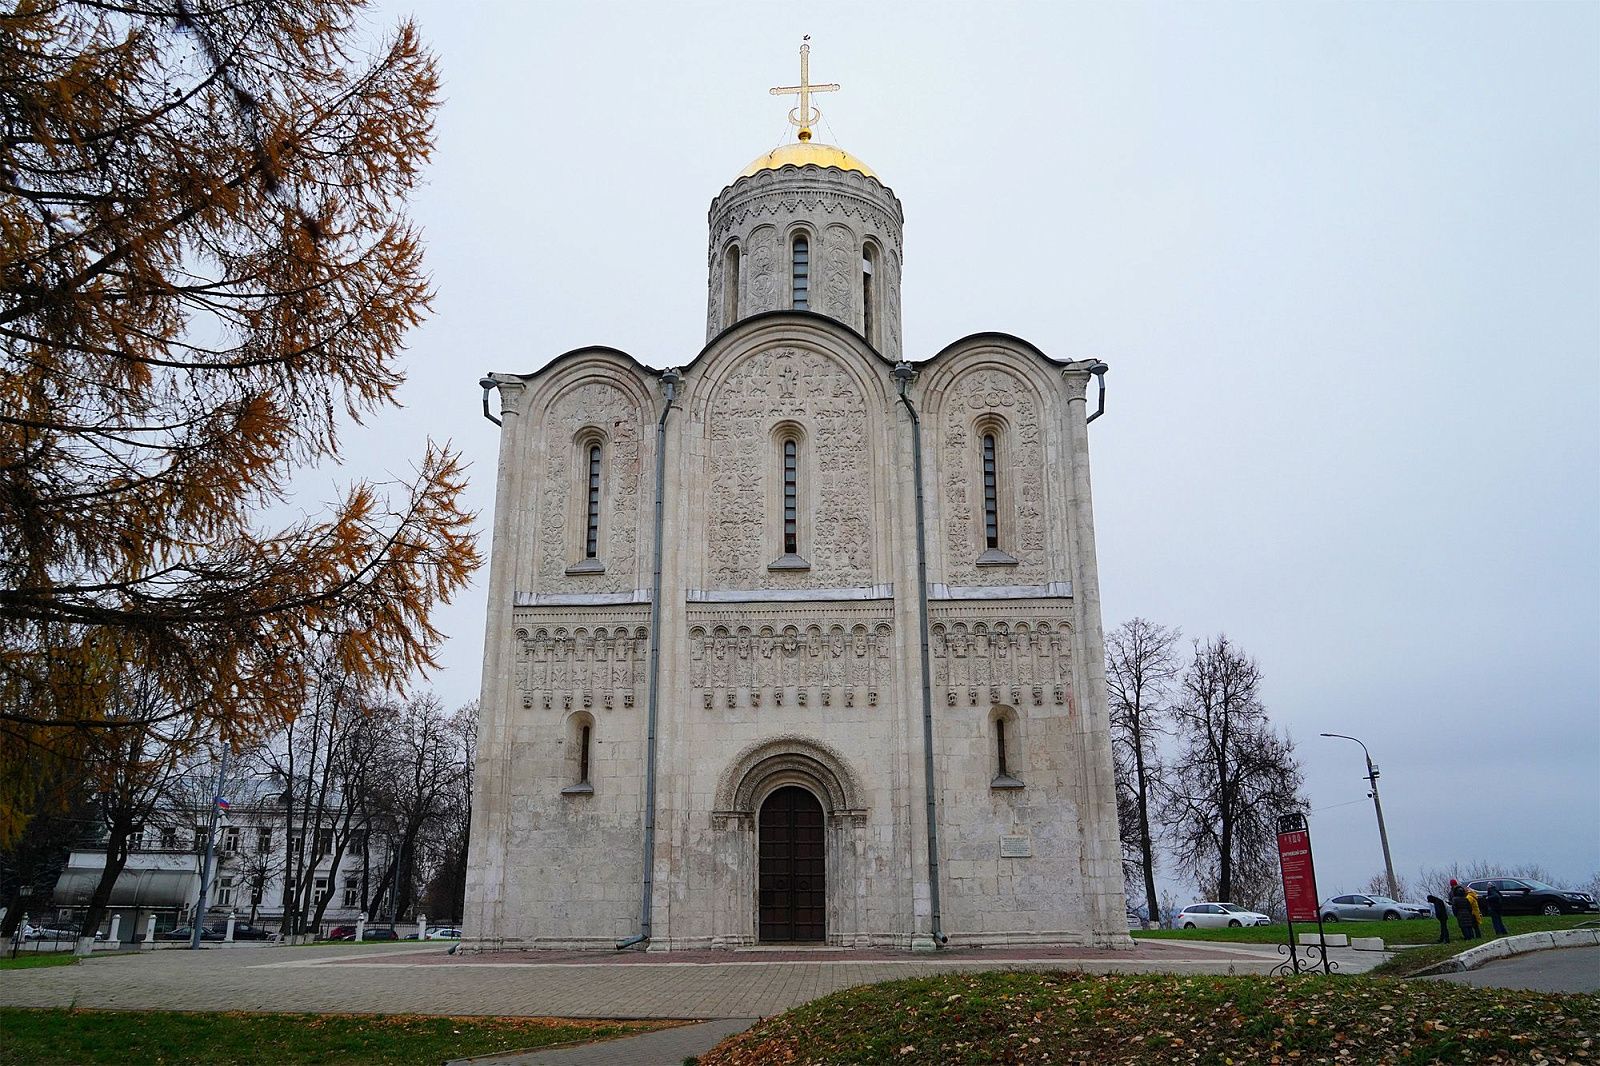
left=466, top=55, right=1127, bottom=952
left=51, top=789, right=394, bottom=938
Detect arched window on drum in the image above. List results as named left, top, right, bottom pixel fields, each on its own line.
left=791, top=233, right=811, bottom=310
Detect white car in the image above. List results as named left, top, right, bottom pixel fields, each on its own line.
left=1174, top=902, right=1272, bottom=929
left=424, top=927, right=462, bottom=940
left=1318, top=895, right=1431, bottom=922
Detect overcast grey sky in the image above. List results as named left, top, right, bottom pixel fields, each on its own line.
left=328, top=1, right=1599, bottom=897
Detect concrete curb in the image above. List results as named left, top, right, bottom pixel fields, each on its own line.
left=1427, top=928, right=1600, bottom=974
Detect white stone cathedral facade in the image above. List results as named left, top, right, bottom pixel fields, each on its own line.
left=466, top=117, right=1128, bottom=951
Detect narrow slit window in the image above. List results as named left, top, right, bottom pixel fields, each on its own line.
left=783, top=438, right=799, bottom=554
left=982, top=434, right=1000, bottom=550
left=584, top=444, right=602, bottom=558
left=579, top=723, right=591, bottom=785
left=996, top=718, right=1009, bottom=778
left=792, top=235, right=810, bottom=310
left=862, top=249, right=875, bottom=343
left=725, top=244, right=740, bottom=326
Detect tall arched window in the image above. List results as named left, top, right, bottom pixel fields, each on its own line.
left=567, top=434, right=607, bottom=574
left=584, top=444, right=602, bottom=559
left=769, top=427, right=809, bottom=570
left=862, top=243, right=878, bottom=345
left=975, top=423, right=1018, bottom=567
left=783, top=438, right=799, bottom=554
left=724, top=244, right=740, bottom=327
left=981, top=433, right=1000, bottom=551
left=791, top=234, right=810, bottom=310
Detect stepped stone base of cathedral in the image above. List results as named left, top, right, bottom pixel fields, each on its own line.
left=453, top=928, right=1136, bottom=955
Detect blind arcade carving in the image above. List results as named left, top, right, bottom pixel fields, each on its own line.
left=689, top=619, right=894, bottom=711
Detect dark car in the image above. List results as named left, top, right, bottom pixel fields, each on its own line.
left=158, top=926, right=224, bottom=941
left=227, top=922, right=271, bottom=940
left=1465, top=878, right=1599, bottom=916
left=331, top=925, right=399, bottom=942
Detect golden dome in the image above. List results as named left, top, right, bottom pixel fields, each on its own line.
left=738, top=139, right=876, bottom=180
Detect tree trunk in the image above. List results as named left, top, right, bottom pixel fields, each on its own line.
left=1132, top=743, right=1160, bottom=924
left=393, top=833, right=416, bottom=920
left=80, top=817, right=134, bottom=944
left=364, top=855, right=396, bottom=919
left=1218, top=809, right=1234, bottom=902
left=308, top=841, right=349, bottom=931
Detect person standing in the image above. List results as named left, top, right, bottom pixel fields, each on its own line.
left=1466, top=884, right=1486, bottom=937
left=1485, top=883, right=1509, bottom=936
left=1450, top=880, right=1478, bottom=939
left=1427, top=892, right=1451, bottom=943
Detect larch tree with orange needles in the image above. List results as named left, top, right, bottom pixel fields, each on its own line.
left=0, top=0, right=479, bottom=846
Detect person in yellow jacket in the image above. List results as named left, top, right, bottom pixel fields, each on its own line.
left=1466, top=885, right=1487, bottom=936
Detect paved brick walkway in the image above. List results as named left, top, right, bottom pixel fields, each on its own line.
left=0, top=940, right=1384, bottom=1021
left=447, top=1018, right=759, bottom=1066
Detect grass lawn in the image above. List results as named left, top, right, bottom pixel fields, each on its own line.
left=694, top=970, right=1600, bottom=1065
left=0, top=953, right=77, bottom=970
left=0, top=1009, right=676, bottom=1065
left=1133, top=912, right=1597, bottom=947
left=1369, top=941, right=1480, bottom=979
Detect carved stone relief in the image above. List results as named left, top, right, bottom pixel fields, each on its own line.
left=536, top=381, right=645, bottom=593
left=930, top=619, right=1073, bottom=710
left=747, top=228, right=779, bottom=313
left=705, top=347, right=873, bottom=589
left=941, top=368, right=1046, bottom=583
left=822, top=224, right=855, bottom=327
left=883, top=250, right=902, bottom=359
left=708, top=249, right=726, bottom=334
left=512, top=622, right=649, bottom=712
left=689, top=620, right=893, bottom=711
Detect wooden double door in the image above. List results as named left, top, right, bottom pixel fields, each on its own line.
left=758, top=786, right=826, bottom=942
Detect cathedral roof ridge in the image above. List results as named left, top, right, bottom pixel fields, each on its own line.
left=490, top=318, right=1095, bottom=394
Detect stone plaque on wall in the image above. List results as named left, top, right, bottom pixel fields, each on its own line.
left=1000, top=835, right=1032, bottom=859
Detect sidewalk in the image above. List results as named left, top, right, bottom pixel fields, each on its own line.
left=0, top=939, right=1386, bottom=1021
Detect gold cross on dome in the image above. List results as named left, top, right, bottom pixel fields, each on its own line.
left=770, top=37, right=839, bottom=143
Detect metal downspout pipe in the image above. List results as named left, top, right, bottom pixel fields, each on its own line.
left=893, top=362, right=947, bottom=947
left=1085, top=362, right=1109, bottom=424
left=618, top=367, right=681, bottom=950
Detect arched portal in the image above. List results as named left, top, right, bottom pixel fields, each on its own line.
left=711, top=736, right=867, bottom=947
left=758, top=786, right=826, bottom=942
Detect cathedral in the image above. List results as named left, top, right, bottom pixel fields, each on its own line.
left=465, top=48, right=1128, bottom=951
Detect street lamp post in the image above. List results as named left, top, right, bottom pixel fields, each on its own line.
left=1320, top=732, right=1398, bottom=900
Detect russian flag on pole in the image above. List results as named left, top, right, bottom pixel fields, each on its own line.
left=215, top=797, right=230, bottom=811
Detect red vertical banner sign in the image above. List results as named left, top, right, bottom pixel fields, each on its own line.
left=1277, top=813, right=1321, bottom=924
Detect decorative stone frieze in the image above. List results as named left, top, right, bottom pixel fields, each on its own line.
left=929, top=616, right=1074, bottom=710
left=511, top=607, right=650, bottom=712
left=688, top=605, right=892, bottom=712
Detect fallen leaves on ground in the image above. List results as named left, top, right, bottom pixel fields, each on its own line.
left=694, top=972, right=1598, bottom=1065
